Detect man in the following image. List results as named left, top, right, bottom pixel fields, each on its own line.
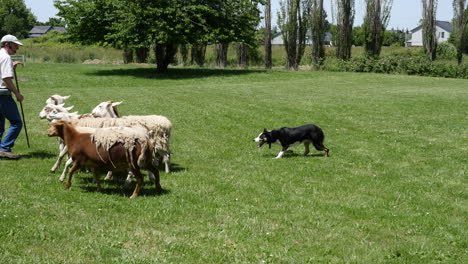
left=0, top=34, right=24, bottom=159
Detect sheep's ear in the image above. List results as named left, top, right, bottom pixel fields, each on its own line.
left=62, top=95, right=70, bottom=100
left=58, top=103, right=65, bottom=108
left=64, top=105, right=74, bottom=111
left=71, top=111, right=78, bottom=115
left=112, top=101, right=122, bottom=107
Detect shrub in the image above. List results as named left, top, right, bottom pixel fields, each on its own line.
left=436, top=42, right=457, bottom=59
left=322, top=55, right=467, bottom=79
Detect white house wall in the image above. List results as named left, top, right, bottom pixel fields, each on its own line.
left=408, top=25, right=451, bottom=47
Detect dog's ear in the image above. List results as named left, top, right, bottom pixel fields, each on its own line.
left=263, top=128, right=268, bottom=133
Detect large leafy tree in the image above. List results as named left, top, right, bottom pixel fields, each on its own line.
left=55, top=0, right=261, bottom=72
left=0, top=0, right=36, bottom=39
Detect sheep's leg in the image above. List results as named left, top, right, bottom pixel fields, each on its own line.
left=59, top=157, right=73, bottom=182
left=51, top=144, right=68, bottom=172
left=130, top=169, right=143, bottom=199
left=148, top=164, right=162, bottom=193
left=65, top=162, right=80, bottom=190
left=104, top=171, right=113, bottom=180
left=123, top=170, right=134, bottom=189
left=164, top=153, right=171, bottom=173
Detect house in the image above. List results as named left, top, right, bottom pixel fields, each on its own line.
left=29, top=25, right=67, bottom=38
left=272, top=31, right=333, bottom=46
left=406, top=21, right=452, bottom=47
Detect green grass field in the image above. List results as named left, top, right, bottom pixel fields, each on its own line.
left=0, top=63, right=467, bottom=263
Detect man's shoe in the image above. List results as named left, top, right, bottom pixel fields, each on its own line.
left=0, top=150, right=20, bottom=159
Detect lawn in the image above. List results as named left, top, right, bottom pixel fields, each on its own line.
left=0, top=63, right=466, bottom=263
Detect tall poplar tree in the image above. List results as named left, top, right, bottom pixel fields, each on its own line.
left=335, top=0, right=354, bottom=60
left=421, top=0, right=438, bottom=61
left=453, top=0, right=467, bottom=64
left=362, top=0, right=392, bottom=57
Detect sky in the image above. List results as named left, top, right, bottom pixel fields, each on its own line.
left=25, top=0, right=454, bottom=30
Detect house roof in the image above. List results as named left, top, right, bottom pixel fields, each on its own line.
left=29, top=26, right=53, bottom=34
left=52, top=26, right=67, bottom=33
left=410, top=21, right=453, bottom=33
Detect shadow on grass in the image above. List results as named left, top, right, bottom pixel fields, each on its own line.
left=20, top=151, right=56, bottom=159
left=261, top=152, right=328, bottom=159
left=86, top=67, right=266, bottom=80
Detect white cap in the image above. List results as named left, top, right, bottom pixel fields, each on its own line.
left=1, top=34, right=23, bottom=46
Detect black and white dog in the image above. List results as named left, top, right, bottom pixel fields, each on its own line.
left=253, top=124, right=329, bottom=159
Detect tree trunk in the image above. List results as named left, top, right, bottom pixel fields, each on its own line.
left=191, top=44, right=207, bottom=67
left=215, top=43, right=229, bottom=68
left=135, top=47, right=149, bottom=63
left=236, top=43, right=249, bottom=68
left=123, top=48, right=133, bottom=64
left=264, top=0, right=272, bottom=68
left=180, top=44, right=189, bottom=65
left=155, top=44, right=178, bottom=73
left=335, top=0, right=355, bottom=60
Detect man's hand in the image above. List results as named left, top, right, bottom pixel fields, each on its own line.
left=13, top=61, right=23, bottom=69
left=14, top=92, right=23, bottom=102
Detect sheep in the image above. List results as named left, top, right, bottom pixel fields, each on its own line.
left=45, top=102, right=119, bottom=180
left=47, top=120, right=162, bottom=198
left=90, top=101, right=172, bottom=173
left=45, top=94, right=70, bottom=105
left=74, top=115, right=172, bottom=174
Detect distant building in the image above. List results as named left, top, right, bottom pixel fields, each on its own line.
left=272, top=31, right=333, bottom=46
left=406, top=21, right=452, bottom=47
left=29, top=26, right=67, bottom=38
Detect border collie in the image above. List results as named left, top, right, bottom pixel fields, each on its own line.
left=253, top=124, right=329, bottom=159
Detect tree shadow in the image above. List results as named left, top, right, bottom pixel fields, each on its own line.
left=86, top=67, right=266, bottom=80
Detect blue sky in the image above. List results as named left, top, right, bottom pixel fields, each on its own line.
left=26, top=0, right=454, bottom=30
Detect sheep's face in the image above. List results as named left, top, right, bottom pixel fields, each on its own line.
left=48, top=111, right=76, bottom=121
left=39, top=104, right=73, bottom=119
left=91, top=101, right=121, bottom=118
left=47, top=123, right=61, bottom=137
left=45, top=95, right=70, bottom=105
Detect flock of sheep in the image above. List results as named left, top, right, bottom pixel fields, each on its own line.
left=40, top=95, right=172, bottom=198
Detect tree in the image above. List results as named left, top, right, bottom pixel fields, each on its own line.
left=56, top=0, right=262, bottom=72
left=278, top=0, right=310, bottom=70
left=0, top=0, right=36, bottom=39
left=362, top=0, right=392, bottom=57
left=335, top=0, right=355, bottom=60
left=211, top=0, right=262, bottom=68
left=310, top=0, right=326, bottom=66
left=453, top=0, right=467, bottom=64
left=421, top=0, right=438, bottom=61
left=264, top=0, right=272, bottom=68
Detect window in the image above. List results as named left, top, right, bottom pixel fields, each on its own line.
left=441, top=32, right=445, bottom=38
